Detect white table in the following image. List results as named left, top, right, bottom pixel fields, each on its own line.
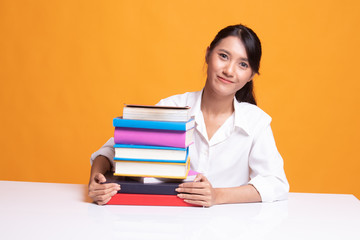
left=0, top=181, right=359, bottom=240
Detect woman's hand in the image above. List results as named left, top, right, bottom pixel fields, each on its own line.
left=88, top=173, right=120, bottom=205
left=176, top=174, right=217, bottom=207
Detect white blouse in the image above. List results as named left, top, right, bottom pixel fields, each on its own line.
left=90, top=90, right=289, bottom=202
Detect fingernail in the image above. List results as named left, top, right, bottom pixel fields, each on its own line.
left=175, top=188, right=179, bottom=192
left=177, top=194, right=182, bottom=198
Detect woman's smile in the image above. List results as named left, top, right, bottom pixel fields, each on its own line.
left=217, top=75, right=234, bottom=84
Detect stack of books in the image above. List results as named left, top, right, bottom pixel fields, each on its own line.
left=106, top=104, right=197, bottom=206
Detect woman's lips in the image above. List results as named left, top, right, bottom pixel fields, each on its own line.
left=217, top=76, right=233, bottom=83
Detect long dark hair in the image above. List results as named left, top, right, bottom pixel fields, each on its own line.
left=208, top=24, right=262, bottom=105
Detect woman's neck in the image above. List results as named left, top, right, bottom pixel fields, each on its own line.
left=200, top=86, right=235, bottom=140
left=201, top=87, right=234, bottom=117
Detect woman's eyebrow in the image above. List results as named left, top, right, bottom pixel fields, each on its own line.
left=219, top=49, right=231, bottom=56
left=219, top=48, right=249, bottom=62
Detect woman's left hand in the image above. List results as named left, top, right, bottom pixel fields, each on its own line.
left=176, top=174, right=217, bottom=207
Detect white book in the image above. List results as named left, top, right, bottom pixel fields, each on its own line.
left=123, top=104, right=191, bottom=122
left=114, top=157, right=190, bottom=179
left=114, top=144, right=189, bottom=162
left=142, top=170, right=199, bottom=183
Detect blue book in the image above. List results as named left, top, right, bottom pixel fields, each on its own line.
left=114, top=144, right=189, bottom=163
left=113, top=117, right=195, bottom=131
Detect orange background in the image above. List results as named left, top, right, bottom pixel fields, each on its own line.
left=1, top=0, right=359, bottom=198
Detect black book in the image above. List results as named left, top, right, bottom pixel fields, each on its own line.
left=104, top=172, right=183, bottom=195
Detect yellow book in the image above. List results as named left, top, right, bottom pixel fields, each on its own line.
left=113, top=157, right=190, bottom=179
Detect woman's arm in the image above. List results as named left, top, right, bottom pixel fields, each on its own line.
left=176, top=174, right=261, bottom=207
left=88, top=155, right=120, bottom=205
left=214, top=185, right=261, bottom=204
left=247, top=123, right=289, bottom=202
left=89, top=155, right=111, bottom=182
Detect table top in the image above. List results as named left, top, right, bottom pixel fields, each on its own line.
left=0, top=181, right=359, bottom=240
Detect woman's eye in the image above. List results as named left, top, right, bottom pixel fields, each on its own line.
left=219, top=53, right=228, bottom=59
left=239, top=62, right=248, bottom=68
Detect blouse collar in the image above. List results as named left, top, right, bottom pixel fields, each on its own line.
left=189, top=89, right=251, bottom=136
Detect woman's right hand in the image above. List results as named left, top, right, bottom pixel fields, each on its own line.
left=88, top=173, right=121, bottom=205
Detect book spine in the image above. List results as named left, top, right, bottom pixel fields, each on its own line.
left=114, top=128, right=190, bottom=148
left=113, top=144, right=186, bottom=151
left=113, top=118, right=188, bottom=131
left=113, top=159, right=190, bottom=179
left=115, top=183, right=179, bottom=195
left=106, top=193, right=197, bottom=207
left=113, top=173, right=188, bottom=179
left=113, top=157, right=187, bottom=163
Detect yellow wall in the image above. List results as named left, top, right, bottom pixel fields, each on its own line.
left=1, top=0, right=359, bottom=198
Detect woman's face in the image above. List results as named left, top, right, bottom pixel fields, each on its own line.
left=206, top=36, right=254, bottom=98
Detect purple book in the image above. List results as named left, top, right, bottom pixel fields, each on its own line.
left=114, top=127, right=194, bottom=148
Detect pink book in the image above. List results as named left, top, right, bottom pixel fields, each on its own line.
left=114, top=127, right=194, bottom=148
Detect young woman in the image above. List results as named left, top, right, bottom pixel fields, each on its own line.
left=88, top=24, right=289, bottom=206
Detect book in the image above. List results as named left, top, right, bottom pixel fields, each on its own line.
left=108, top=180, right=180, bottom=195
left=123, top=104, right=192, bottom=122
left=106, top=193, right=197, bottom=206
left=104, top=171, right=198, bottom=195
left=113, top=156, right=190, bottom=179
left=114, top=127, right=194, bottom=148
left=142, top=170, right=199, bottom=184
left=113, top=117, right=195, bottom=131
left=114, top=144, right=189, bottom=163
left=107, top=179, right=180, bottom=195
left=104, top=173, right=180, bottom=195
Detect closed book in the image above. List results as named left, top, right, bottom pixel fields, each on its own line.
left=104, top=174, right=180, bottom=195
left=114, top=127, right=194, bottom=148
left=114, top=144, right=189, bottom=163
left=106, top=193, right=197, bottom=207
left=114, top=156, right=190, bottom=179
left=142, top=170, right=199, bottom=184
left=104, top=171, right=199, bottom=195
left=113, top=117, right=195, bottom=131
left=123, top=104, right=191, bottom=122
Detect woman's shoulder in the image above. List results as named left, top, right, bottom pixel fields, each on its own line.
left=238, top=102, right=271, bottom=118
left=235, top=101, right=272, bottom=134
left=156, top=91, right=201, bottom=107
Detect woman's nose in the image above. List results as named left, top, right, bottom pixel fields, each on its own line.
left=223, top=62, right=234, bottom=77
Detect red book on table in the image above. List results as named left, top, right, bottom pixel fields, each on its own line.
left=106, top=193, right=198, bottom=207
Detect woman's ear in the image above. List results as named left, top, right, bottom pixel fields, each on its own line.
left=205, top=47, right=210, bottom=64
left=248, top=72, right=256, bottom=82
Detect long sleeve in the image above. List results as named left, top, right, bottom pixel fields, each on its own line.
left=248, top=123, right=289, bottom=202
left=90, top=137, right=116, bottom=171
